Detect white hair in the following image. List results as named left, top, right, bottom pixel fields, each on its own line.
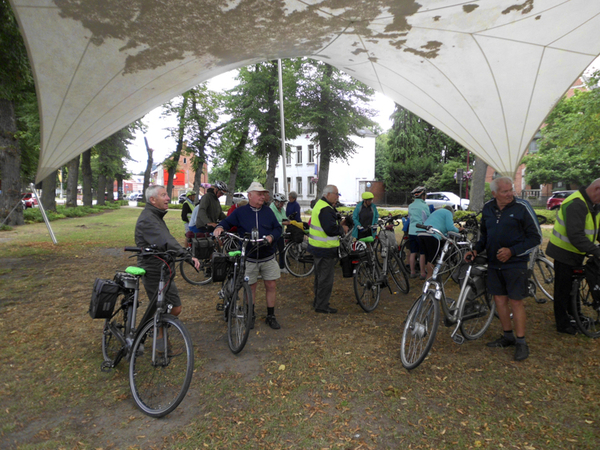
left=490, top=176, right=513, bottom=193
left=145, top=185, right=164, bottom=202
left=323, top=185, right=337, bottom=196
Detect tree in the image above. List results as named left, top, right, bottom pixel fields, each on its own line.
left=143, top=136, right=153, bottom=198
left=0, top=1, right=34, bottom=226
left=296, top=60, right=376, bottom=196
left=94, top=127, right=135, bottom=205
left=81, top=149, right=93, bottom=206
left=523, top=88, right=600, bottom=187
left=66, top=155, right=79, bottom=207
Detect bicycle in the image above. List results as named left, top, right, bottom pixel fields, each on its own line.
left=180, top=232, right=237, bottom=285
left=455, top=211, right=480, bottom=245
left=569, top=256, right=600, bottom=338
left=215, top=231, right=269, bottom=354
left=400, top=224, right=496, bottom=370
left=352, top=215, right=410, bottom=312
left=98, top=247, right=194, bottom=417
left=283, top=227, right=314, bottom=277
left=527, top=245, right=555, bottom=303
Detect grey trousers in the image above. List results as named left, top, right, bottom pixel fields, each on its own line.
left=313, top=256, right=337, bottom=310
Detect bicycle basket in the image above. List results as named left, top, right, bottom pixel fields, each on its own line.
left=89, top=278, right=120, bottom=319
left=585, top=258, right=600, bottom=305
left=287, top=224, right=305, bottom=244
left=193, top=237, right=215, bottom=260
left=379, top=229, right=397, bottom=249
left=211, top=253, right=231, bottom=282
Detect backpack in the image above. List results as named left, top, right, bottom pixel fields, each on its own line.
left=190, top=203, right=201, bottom=227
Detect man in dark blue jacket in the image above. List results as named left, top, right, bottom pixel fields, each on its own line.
left=466, top=177, right=542, bottom=361
left=215, top=182, right=283, bottom=329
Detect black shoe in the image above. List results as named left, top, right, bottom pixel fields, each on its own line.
left=250, top=314, right=256, bottom=329
left=486, top=335, right=516, bottom=348
left=315, top=306, right=338, bottom=314
left=557, top=326, right=578, bottom=335
left=266, top=314, right=281, bottom=330
left=514, top=342, right=529, bottom=361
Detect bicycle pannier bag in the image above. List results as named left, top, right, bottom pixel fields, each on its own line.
left=287, top=224, right=305, bottom=244
left=211, top=253, right=230, bottom=282
left=585, top=258, right=600, bottom=305
left=89, top=278, right=120, bottom=319
left=193, top=237, right=214, bottom=260
left=340, top=255, right=353, bottom=278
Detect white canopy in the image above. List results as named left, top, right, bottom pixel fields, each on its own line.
left=10, top=0, right=600, bottom=182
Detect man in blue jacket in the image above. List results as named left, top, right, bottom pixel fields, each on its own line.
left=214, top=182, right=283, bottom=329
left=466, top=177, right=542, bottom=361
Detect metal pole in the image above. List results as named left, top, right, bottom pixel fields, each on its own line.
left=278, top=59, right=288, bottom=197
left=30, top=182, right=58, bottom=244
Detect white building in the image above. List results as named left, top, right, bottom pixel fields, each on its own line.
left=274, top=130, right=376, bottom=208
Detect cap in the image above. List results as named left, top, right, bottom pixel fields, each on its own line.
left=247, top=181, right=269, bottom=193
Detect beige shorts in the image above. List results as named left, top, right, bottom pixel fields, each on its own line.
left=245, top=257, right=281, bottom=285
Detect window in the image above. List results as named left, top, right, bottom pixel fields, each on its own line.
left=308, top=177, right=315, bottom=195
left=308, top=145, right=315, bottom=163
left=274, top=178, right=279, bottom=194
left=286, top=151, right=291, bottom=165
left=296, top=146, right=302, bottom=164
left=296, top=177, right=302, bottom=196
left=183, top=157, right=187, bottom=164
left=287, top=177, right=291, bottom=193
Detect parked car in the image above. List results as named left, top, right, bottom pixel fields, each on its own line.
left=338, top=195, right=357, bottom=208
left=178, top=193, right=188, bottom=204
left=21, top=193, right=38, bottom=209
left=129, top=193, right=144, bottom=202
left=232, top=192, right=247, bottom=204
left=546, top=190, right=576, bottom=210
left=425, top=192, right=470, bottom=211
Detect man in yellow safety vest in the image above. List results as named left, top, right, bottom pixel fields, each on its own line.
left=308, top=185, right=349, bottom=313
left=546, top=179, right=600, bottom=334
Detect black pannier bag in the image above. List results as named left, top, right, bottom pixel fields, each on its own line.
left=89, top=278, right=120, bottom=319
left=287, top=224, right=305, bottom=244
left=585, top=257, right=600, bottom=305
left=193, top=237, right=215, bottom=260
left=211, top=253, right=230, bottom=282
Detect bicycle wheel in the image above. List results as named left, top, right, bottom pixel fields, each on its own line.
left=399, top=238, right=411, bottom=273
left=353, top=260, right=381, bottom=312
left=102, top=293, right=130, bottom=367
left=459, top=288, right=496, bottom=340
left=401, top=293, right=440, bottom=370
left=571, top=277, right=600, bottom=338
left=532, top=256, right=554, bottom=302
left=180, top=257, right=212, bottom=286
left=388, top=251, right=410, bottom=294
left=284, top=241, right=315, bottom=277
left=373, top=238, right=383, bottom=267
left=227, top=281, right=253, bottom=354
left=129, top=316, right=194, bottom=418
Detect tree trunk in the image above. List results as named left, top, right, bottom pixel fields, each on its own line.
left=193, top=156, right=206, bottom=196
left=143, top=137, right=153, bottom=197
left=226, top=125, right=249, bottom=205
left=97, top=174, right=106, bottom=206
left=41, top=172, right=57, bottom=212
left=106, top=176, right=114, bottom=202
left=81, top=149, right=93, bottom=206
left=469, top=156, right=487, bottom=212
left=316, top=146, right=331, bottom=199
left=0, top=98, right=23, bottom=226
left=66, top=154, right=80, bottom=207
left=116, top=173, right=123, bottom=200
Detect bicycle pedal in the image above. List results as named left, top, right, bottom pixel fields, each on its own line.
left=452, top=334, right=465, bottom=345
left=100, top=361, right=114, bottom=372
left=216, top=303, right=224, bottom=311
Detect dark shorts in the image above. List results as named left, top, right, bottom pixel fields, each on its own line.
left=142, top=274, right=182, bottom=308
left=418, top=235, right=441, bottom=264
left=487, top=267, right=528, bottom=300
left=409, top=234, right=425, bottom=254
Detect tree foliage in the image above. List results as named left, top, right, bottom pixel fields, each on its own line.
left=523, top=87, right=600, bottom=187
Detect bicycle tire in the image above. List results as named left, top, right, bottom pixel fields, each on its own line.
left=532, top=256, right=554, bottom=302
left=399, top=238, right=413, bottom=274
left=129, top=315, right=194, bottom=418
left=373, top=238, right=383, bottom=267
left=353, top=260, right=381, bottom=312
left=180, top=258, right=212, bottom=286
left=101, top=292, right=130, bottom=367
left=284, top=241, right=314, bottom=277
left=536, top=214, right=547, bottom=225
left=459, top=288, right=496, bottom=340
left=388, top=251, right=410, bottom=294
left=401, top=293, right=440, bottom=370
left=571, top=276, right=600, bottom=338
left=227, top=281, right=253, bottom=354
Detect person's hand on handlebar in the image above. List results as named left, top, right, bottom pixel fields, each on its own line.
left=191, top=257, right=200, bottom=270
left=213, top=226, right=224, bottom=238
left=465, top=250, right=477, bottom=262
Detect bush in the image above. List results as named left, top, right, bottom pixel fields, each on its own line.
left=23, top=203, right=121, bottom=224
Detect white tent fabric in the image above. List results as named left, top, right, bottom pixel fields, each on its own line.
left=10, top=0, right=600, bottom=182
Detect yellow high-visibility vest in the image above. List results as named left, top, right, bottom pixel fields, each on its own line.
left=308, top=199, right=340, bottom=249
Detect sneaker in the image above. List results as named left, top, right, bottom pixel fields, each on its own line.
left=315, top=306, right=338, bottom=314
left=280, top=268, right=289, bottom=274
left=410, top=273, right=419, bottom=279
left=250, top=313, right=256, bottom=329
left=266, top=315, right=281, bottom=330
left=557, top=326, right=578, bottom=335
left=486, top=335, right=516, bottom=348
left=514, top=342, right=530, bottom=361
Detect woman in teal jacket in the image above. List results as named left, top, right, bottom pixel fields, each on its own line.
left=352, top=192, right=379, bottom=239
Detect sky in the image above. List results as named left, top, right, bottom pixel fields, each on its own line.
left=125, top=69, right=396, bottom=174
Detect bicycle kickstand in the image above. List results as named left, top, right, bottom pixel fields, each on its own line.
left=450, top=323, right=465, bottom=345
